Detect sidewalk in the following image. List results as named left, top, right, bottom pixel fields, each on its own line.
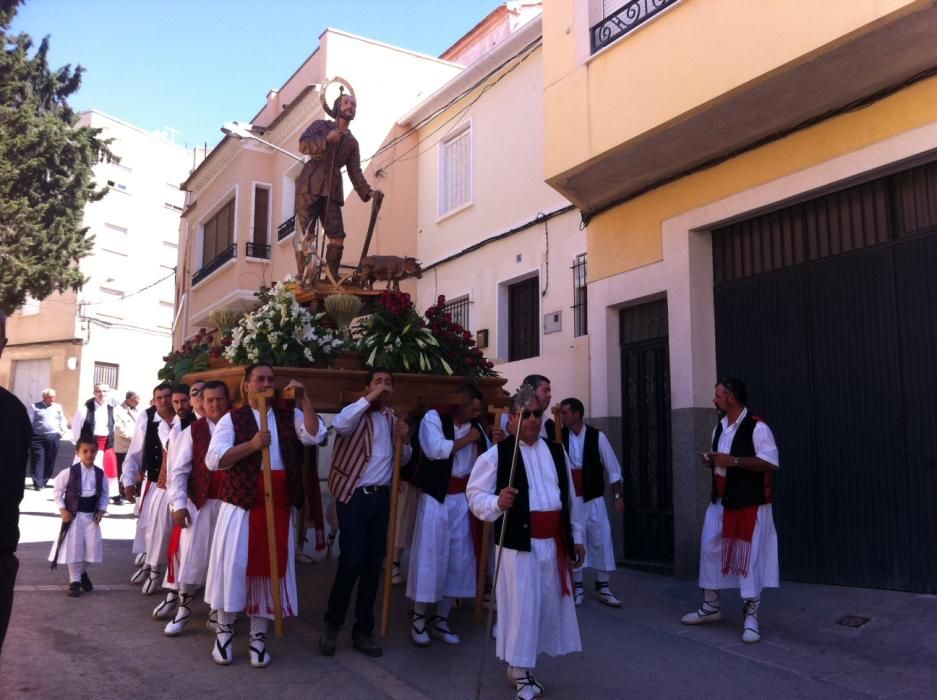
left=2, top=484, right=935, bottom=699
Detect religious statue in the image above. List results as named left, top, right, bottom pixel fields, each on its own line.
left=294, top=78, right=382, bottom=283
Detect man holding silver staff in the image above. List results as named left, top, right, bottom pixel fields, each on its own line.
left=467, top=387, right=585, bottom=700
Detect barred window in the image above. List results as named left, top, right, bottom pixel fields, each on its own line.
left=572, top=253, right=587, bottom=337
left=94, top=362, right=119, bottom=391
left=444, top=295, right=470, bottom=330
left=438, top=124, right=472, bottom=217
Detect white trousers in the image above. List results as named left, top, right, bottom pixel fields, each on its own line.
left=407, top=492, right=476, bottom=602
left=698, top=502, right=779, bottom=599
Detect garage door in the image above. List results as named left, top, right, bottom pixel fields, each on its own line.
left=712, top=161, right=937, bottom=593
left=12, top=357, right=51, bottom=408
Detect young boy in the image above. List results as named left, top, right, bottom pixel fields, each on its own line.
left=49, top=437, right=109, bottom=596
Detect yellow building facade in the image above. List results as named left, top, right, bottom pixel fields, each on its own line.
left=543, top=0, right=937, bottom=589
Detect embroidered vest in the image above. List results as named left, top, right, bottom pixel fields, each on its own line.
left=156, top=413, right=195, bottom=489
left=414, top=413, right=487, bottom=504
left=328, top=407, right=396, bottom=503
left=81, top=398, right=114, bottom=448
left=63, top=463, right=104, bottom=515
left=494, top=437, right=574, bottom=555
left=219, top=405, right=304, bottom=510
left=561, top=424, right=605, bottom=502
left=710, top=414, right=773, bottom=509
left=142, top=406, right=165, bottom=482
left=187, top=417, right=218, bottom=509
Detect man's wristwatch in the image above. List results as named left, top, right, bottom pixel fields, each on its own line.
left=613, top=493, right=622, bottom=500
left=732, top=457, right=741, bottom=467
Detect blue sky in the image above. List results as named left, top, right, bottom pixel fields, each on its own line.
left=10, top=0, right=501, bottom=148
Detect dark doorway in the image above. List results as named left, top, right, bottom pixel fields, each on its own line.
left=619, top=299, right=673, bottom=567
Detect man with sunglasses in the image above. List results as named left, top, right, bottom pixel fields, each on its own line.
left=468, top=389, right=586, bottom=700
left=681, top=377, right=779, bottom=644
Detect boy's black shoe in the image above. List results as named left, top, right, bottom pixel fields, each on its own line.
left=80, top=572, right=93, bottom=592
left=67, top=582, right=81, bottom=597
left=351, top=631, right=382, bottom=658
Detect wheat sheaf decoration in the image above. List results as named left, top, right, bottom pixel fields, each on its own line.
left=324, top=293, right=363, bottom=336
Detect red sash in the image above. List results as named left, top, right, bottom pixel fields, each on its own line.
left=246, top=472, right=290, bottom=577
left=447, top=475, right=469, bottom=495
left=96, top=436, right=118, bottom=479
left=570, top=470, right=584, bottom=498
left=166, top=524, right=183, bottom=584
left=715, top=473, right=758, bottom=577
left=529, top=510, right=571, bottom=596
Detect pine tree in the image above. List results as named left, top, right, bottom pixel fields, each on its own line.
left=0, top=0, right=113, bottom=315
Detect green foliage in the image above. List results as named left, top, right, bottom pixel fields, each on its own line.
left=355, top=291, right=451, bottom=375
left=0, top=0, right=114, bottom=314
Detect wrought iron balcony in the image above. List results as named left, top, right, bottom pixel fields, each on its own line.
left=591, top=0, right=681, bottom=54
left=277, top=215, right=295, bottom=241
left=246, top=241, right=271, bottom=259
left=191, top=244, right=236, bottom=286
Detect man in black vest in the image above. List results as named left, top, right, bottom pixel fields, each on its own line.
left=492, top=374, right=555, bottom=443
left=120, top=383, right=175, bottom=585
left=559, top=397, right=624, bottom=607
left=681, top=378, right=779, bottom=644
left=406, top=385, right=488, bottom=647
left=0, top=311, right=31, bottom=655
left=468, top=390, right=585, bottom=700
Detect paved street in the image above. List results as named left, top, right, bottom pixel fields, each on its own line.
left=2, top=484, right=936, bottom=699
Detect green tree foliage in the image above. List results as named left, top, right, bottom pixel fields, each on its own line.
left=0, top=0, right=113, bottom=314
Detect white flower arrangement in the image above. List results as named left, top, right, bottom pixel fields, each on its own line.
left=224, top=280, right=347, bottom=367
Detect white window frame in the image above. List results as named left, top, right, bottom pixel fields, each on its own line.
left=437, top=121, right=473, bottom=221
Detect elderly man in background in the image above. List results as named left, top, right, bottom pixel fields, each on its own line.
left=72, top=384, right=116, bottom=476
left=113, top=391, right=141, bottom=505
left=28, top=388, right=68, bottom=491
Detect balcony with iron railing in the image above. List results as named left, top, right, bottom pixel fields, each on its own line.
left=246, top=241, right=271, bottom=259
left=590, top=0, right=682, bottom=54
left=191, top=244, right=236, bottom=286
left=277, top=216, right=295, bottom=241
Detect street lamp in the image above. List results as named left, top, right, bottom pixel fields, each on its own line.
left=220, top=121, right=305, bottom=164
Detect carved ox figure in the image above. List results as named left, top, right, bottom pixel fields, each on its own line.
left=357, top=255, right=423, bottom=291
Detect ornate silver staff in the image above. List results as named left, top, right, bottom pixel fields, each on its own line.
left=475, top=383, right=535, bottom=700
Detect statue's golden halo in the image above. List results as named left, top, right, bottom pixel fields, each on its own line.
left=320, top=76, right=356, bottom=118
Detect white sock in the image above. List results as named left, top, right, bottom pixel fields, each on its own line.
left=216, top=611, right=236, bottom=626
left=413, top=602, right=427, bottom=616
left=573, top=569, right=584, bottom=584
left=67, top=563, right=83, bottom=583
left=703, top=589, right=721, bottom=611
left=437, top=597, right=454, bottom=619
left=250, top=616, right=269, bottom=636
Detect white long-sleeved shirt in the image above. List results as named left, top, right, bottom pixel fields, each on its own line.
left=71, top=399, right=110, bottom=442
left=205, top=408, right=327, bottom=473
left=120, top=410, right=176, bottom=488
left=333, top=398, right=412, bottom=488
left=564, top=425, right=623, bottom=485
left=53, top=463, right=110, bottom=513
left=167, top=418, right=217, bottom=510
left=419, top=409, right=488, bottom=479
left=711, top=407, right=780, bottom=479
left=467, top=438, right=584, bottom=545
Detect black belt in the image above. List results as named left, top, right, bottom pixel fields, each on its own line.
left=356, top=485, right=390, bottom=496
left=77, top=496, right=98, bottom=513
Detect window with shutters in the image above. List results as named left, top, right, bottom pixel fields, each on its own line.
left=438, top=124, right=472, bottom=218
left=248, top=184, right=271, bottom=259
left=200, top=198, right=235, bottom=267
